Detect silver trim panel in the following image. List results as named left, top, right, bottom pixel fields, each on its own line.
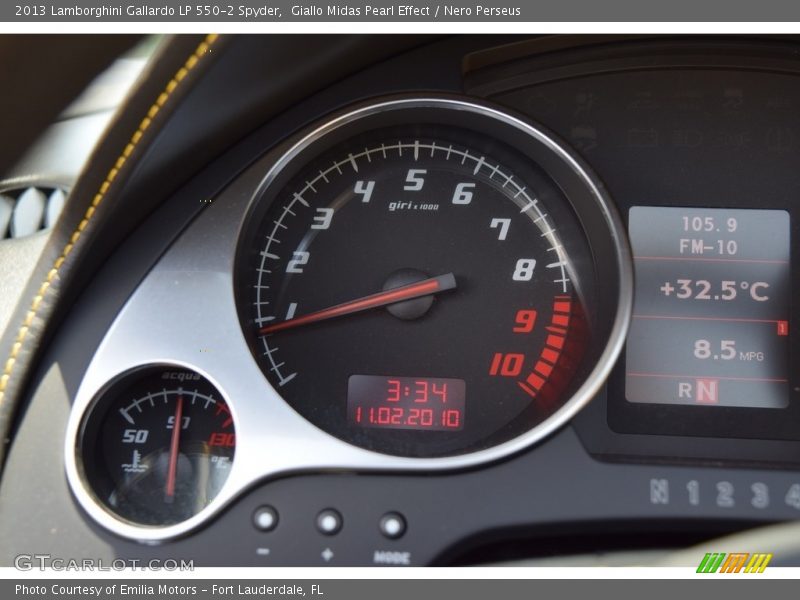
left=64, top=97, right=634, bottom=542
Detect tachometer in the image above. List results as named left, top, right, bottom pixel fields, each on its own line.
left=237, top=97, right=631, bottom=457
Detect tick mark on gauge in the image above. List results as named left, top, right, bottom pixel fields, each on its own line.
left=278, top=373, right=297, bottom=386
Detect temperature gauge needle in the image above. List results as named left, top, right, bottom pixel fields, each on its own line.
left=164, top=394, right=184, bottom=502
left=260, top=273, right=456, bottom=335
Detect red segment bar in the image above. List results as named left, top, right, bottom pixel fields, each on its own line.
left=553, top=301, right=571, bottom=314
left=541, top=348, right=560, bottom=364
left=534, top=361, right=553, bottom=377
left=518, top=381, right=538, bottom=398
left=525, top=372, right=546, bottom=390
left=552, top=314, right=570, bottom=327
left=216, top=402, right=233, bottom=428
left=546, top=325, right=568, bottom=335
left=517, top=295, right=573, bottom=399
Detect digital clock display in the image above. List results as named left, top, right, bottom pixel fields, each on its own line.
left=626, top=207, right=790, bottom=409
left=348, top=375, right=466, bottom=431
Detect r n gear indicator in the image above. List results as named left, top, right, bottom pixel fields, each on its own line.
left=626, top=207, right=790, bottom=409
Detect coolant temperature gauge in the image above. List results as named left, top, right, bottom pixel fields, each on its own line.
left=77, top=367, right=235, bottom=526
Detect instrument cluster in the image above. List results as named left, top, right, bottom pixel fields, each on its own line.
left=61, top=39, right=800, bottom=555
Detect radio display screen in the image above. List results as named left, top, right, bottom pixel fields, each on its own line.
left=625, top=207, right=790, bottom=409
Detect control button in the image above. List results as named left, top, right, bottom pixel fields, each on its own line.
left=379, top=512, right=407, bottom=539
left=253, top=506, right=279, bottom=531
left=316, top=508, right=343, bottom=535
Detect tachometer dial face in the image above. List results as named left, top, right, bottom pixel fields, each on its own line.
left=237, top=99, right=628, bottom=457
left=79, top=368, right=235, bottom=526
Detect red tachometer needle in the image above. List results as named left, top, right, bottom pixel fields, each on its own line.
left=164, top=394, right=184, bottom=502
left=260, top=273, right=457, bottom=335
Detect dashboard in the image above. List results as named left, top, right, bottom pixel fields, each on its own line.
left=1, top=34, right=800, bottom=567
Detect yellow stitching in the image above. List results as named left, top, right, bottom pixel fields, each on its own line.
left=0, top=34, right=219, bottom=407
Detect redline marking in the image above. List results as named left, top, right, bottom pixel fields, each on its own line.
left=534, top=361, right=553, bottom=378
left=216, top=402, right=233, bottom=428
left=541, top=348, right=560, bottom=364
left=525, top=372, right=546, bottom=390
left=546, top=334, right=565, bottom=350
left=553, top=314, right=570, bottom=327
left=546, top=325, right=568, bottom=335
left=517, top=294, right=572, bottom=399
left=553, top=301, right=571, bottom=313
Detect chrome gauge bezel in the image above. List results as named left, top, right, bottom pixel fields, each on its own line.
left=65, top=96, right=633, bottom=542
left=67, top=363, right=240, bottom=543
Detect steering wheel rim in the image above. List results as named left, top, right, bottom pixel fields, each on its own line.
left=0, top=34, right=222, bottom=471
